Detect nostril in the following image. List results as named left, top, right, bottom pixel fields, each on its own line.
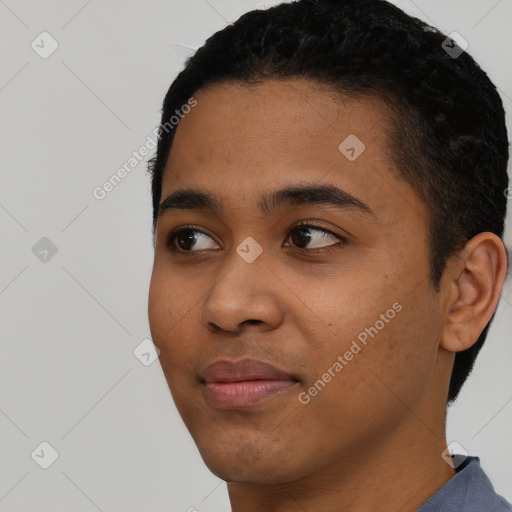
left=244, top=319, right=261, bottom=326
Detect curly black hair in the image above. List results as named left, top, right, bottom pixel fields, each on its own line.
left=147, top=0, right=509, bottom=404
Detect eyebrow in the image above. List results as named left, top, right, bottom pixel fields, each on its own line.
left=158, top=184, right=375, bottom=218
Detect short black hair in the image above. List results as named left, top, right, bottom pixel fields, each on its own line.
left=147, top=0, right=509, bottom=404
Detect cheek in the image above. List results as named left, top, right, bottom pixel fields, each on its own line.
left=303, top=275, right=439, bottom=412
left=148, top=267, right=203, bottom=417
left=147, top=262, right=199, bottom=365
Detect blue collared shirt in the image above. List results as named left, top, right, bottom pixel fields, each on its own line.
left=418, top=456, right=511, bottom=511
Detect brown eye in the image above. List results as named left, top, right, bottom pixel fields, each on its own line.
left=285, top=222, right=347, bottom=252
left=166, top=226, right=220, bottom=252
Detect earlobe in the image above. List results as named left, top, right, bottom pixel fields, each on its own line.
left=440, top=232, right=508, bottom=354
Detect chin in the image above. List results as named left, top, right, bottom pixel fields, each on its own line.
left=195, top=439, right=307, bottom=484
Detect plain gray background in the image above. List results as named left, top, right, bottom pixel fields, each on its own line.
left=1, top=0, right=511, bottom=510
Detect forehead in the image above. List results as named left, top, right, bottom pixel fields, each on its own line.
left=166, top=79, right=392, bottom=170
left=161, top=79, right=426, bottom=225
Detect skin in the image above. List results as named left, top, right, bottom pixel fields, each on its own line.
left=147, top=79, right=508, bottom=511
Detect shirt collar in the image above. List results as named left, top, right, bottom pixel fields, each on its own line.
left=417, top=456, right=511, bottom=511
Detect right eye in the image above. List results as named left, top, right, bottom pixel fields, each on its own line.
left=166, top=225, right=220, bottom=252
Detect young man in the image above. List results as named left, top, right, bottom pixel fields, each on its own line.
left=147, top=0, right=511, bottom=510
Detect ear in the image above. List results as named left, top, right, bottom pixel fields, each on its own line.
left=440, top=232, right=508, bottom=353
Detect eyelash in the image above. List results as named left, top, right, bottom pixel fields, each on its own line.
left=165, top=221, right=348, bottom=255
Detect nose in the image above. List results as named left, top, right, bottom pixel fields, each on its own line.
left=200, top=254, right=285, bottom=334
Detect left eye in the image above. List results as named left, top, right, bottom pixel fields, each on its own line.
left=284, top=223, right=346, bottom=251
left=166, top=223, right=346, bottom=253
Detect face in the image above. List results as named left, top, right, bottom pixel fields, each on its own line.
left=148, top=79, right=448, bottom=484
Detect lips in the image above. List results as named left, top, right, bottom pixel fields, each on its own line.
left=200, top=358, right=300, bottom=408
left=201, top=358, right=297, bottom=383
